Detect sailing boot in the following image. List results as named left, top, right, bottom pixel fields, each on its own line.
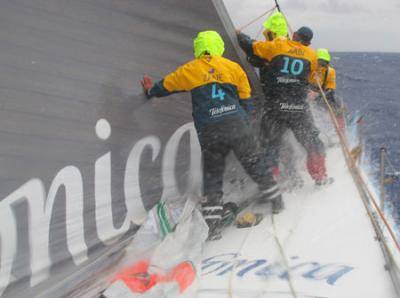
left=201, top=193, right=223, bottom=241
left=259, top=184, right=284, bottom=214
left=221, top=201, right=239, bottom=227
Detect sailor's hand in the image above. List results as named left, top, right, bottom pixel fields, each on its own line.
left=235, top=29, right=241, bottom=35
left=141, top=75, right=153, bottom=98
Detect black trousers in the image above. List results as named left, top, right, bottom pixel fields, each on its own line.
left=198, top=119, right=278, bottom=202
left=261, top=106, right=325, bottom=169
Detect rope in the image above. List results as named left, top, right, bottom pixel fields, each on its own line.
left=315, top=75, right=400, bottom=252
left=255, top=25, right=266, bottom=40
left=238, top=6, right=277, bottom=31
left=255, top=7, right=276, bottom=40
left=272, top=215, right=298, bottom=298
left=238, top=1, right=294, bottom=40
left=226, top=199, right=299, bottom=298
left=227, top=202, right=258, bottom=298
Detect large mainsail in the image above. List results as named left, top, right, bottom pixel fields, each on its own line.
left=0, top=0, right=254, bottom=297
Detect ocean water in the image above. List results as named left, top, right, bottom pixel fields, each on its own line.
left=332, top=52, right=400, bottom=226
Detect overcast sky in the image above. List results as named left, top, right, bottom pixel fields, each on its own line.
left=223, top=0, right=400, bottom=52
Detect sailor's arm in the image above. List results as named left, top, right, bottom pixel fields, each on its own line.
left=247, top=55, right=267, bottom=68
left=141, top=64, right=190, bottom=98
left=320, top=67, right=337, bottom=105
left=236, top=31, right=275, bottom=62
left=235, top=64, right=254, bottom=115
left=236, top=31, right=256, bottom=57
left=236, top=31, right=269, bottom=69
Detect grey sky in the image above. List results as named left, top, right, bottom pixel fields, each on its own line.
left=223, top=0, right=400, bottom=52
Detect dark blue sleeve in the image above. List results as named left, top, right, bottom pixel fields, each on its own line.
left=237, top=32, right=255, bottom=57
left=247, top=55, right=266, bottom=68
left=147, top=79, right=173, bottom=98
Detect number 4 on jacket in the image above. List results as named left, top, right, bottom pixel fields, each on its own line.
left=211, top=84, right=225, bottom=101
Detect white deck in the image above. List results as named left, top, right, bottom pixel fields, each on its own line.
left=199, top=146, right=397, bottom=298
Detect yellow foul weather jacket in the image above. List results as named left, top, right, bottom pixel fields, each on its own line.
left=317, top=65, right=336, bottom=90
left=237, top=32, right=318, bottom=110
left=148, top=55, right=253, bottom=129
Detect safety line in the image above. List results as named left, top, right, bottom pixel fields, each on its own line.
left=315, top=76, right=400, bottom=252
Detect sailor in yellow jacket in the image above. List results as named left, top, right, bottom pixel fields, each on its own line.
left=316, top=48, right=345, bottom=132
left=141, top=31, right=282, bottom=240
left=243, top=12, right=304, bottom=190
left=237, top=27, right=331, bottom=186
left=247, top=11, right=289, bottom=95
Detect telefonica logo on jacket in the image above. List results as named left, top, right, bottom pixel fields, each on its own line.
left=280, top=103, right=305, bottom=111
left=209, top=104, right=237, bottom=117
left=277, top=77, right=300, bottom=84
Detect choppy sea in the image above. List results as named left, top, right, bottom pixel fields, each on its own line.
left=333, top=52, right=400, bottom=229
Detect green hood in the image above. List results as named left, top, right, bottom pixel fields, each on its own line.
left=193, top=31, right=225, bottom=58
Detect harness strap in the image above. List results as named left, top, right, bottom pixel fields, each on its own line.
left=322, top=66, right=330, bottom=90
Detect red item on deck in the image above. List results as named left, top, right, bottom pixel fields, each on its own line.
left=163, top=261, right=196, bottom=293
left=113, top=260, right=196, bottom=294
left=113, top=261, right=159, bottom=293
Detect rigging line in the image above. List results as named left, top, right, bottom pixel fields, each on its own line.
left=315, top=74, right=400, bottom=252
left=270, top=0, right=294, bottom=37
left=238, top=6, right=277, bottom=31
left=272, top=0, right=294, bottom=39
left=274, top=0, right=281, bottom=12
